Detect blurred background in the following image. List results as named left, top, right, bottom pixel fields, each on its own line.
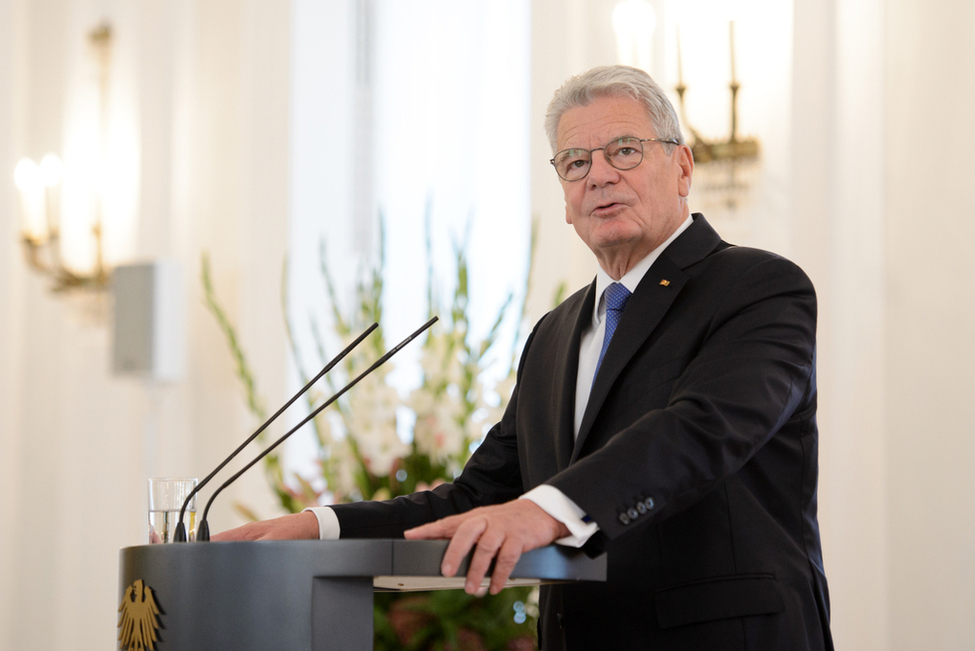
left=1, top=0, right=973, bottom=649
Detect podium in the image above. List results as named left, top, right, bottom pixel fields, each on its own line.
left=118, top=540, right=606, bottom=650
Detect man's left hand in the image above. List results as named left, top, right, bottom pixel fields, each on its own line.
left=403, top=500, right=570, bottom=596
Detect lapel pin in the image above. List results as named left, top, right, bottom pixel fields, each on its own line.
left=659, top=279, right=671, bottom=287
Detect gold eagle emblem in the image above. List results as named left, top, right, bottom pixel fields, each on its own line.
left=118, top=579, right=161, bottom=650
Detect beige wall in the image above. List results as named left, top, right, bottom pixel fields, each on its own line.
left=791, top=0, right=890, bottom=647
left=885, top=1, right=975, bottom=648
left=792, top=0, right=975, bottom=647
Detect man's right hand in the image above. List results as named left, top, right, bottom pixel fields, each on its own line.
left=210, top=511, right=319, bottom=541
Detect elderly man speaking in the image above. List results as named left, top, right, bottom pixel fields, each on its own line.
left=217, top=65, right=834, bottom=651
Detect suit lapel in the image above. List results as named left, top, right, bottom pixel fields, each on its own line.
left=571, top=214, right=723, bottom=463
left=553, top=283, right=596, bottom=470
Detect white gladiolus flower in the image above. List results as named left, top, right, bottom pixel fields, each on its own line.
left=419, top=339, right=445, bottom=378
left=412, top=389, right=466, bottom=463
left=347, top=373, right=408, bottom=476
left=445, top=355, right=466, bottom=387
left=409, top=385, right=437, bottom=416
left=331, top=438, right=359, bottom=498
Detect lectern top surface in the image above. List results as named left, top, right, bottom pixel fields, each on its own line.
left=121, top=539, right=606, bottom=589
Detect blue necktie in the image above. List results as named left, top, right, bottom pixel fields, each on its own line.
left=593, top=282, right=631, bottom=383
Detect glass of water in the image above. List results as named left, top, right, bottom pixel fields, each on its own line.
left=148, top=478, right=198, bottom=543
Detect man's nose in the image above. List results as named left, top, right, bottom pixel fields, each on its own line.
left=587, top=151, right=620, bottom=187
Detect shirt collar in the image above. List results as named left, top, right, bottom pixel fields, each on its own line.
left=592, top=214, right=694, bottom=325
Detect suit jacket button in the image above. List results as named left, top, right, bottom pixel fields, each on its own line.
left=627, top=507, right=640, bottom=520
left=644, top=497, right=655, bottom=510
left=618, top=512, right=631, bottom=525
left=636, top=501, right=647, bottom=514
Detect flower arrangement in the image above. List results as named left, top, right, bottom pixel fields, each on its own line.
left=202, top=220, right=540, bottom=651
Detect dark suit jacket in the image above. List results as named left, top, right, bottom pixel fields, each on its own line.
left=334, top=214, right=833, bottom=651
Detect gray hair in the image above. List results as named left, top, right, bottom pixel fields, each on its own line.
left=544, top=65, right=684, bottom=154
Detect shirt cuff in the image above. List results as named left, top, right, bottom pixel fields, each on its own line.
left=519, top=484, right=599, bottom=548
left=303, top=506, right=340, bottom=540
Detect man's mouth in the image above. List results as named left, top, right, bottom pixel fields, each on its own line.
left=592, top=201, right=623, bottom=215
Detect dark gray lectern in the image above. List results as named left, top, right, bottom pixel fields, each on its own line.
left=118, top=540, right=605, bottom=650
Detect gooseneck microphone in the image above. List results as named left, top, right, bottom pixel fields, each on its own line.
left=171, top=322, right=380, bottom=543
left=194, top=316, right=438, bottom=541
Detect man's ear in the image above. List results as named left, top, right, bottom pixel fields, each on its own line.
left=677, top=144, right=694, bottom=197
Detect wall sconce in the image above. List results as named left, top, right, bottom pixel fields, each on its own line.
left=13, top=23, right=113, bottom=293
left=15, top=153, right=109, bottom=291
left=675, top=21, right=760, bottom=211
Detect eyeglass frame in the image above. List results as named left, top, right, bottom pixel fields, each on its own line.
left=549, top=136, right=681, bottom=182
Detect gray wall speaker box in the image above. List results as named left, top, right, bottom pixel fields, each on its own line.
left=112, top=260, right=185, bottom=381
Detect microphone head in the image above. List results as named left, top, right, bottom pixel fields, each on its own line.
left=172, top=521, right=188, bottom=543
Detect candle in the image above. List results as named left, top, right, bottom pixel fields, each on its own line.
left=14, top=158, right=47, bottom=242
left=729, top=21, right=737, bottom=83
left=676, top=24, right=684, bottom=86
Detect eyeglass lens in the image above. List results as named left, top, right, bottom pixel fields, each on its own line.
left=554, top=137, right=645, bottom=181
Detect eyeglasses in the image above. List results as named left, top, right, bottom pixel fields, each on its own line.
left=550, top=136, right=680, bottom=181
